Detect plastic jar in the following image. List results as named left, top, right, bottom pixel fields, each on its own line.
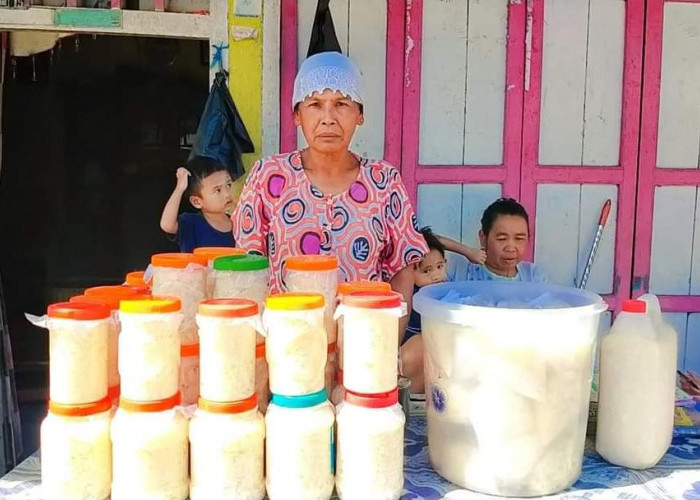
left=264, top=293, right=327, bottom=396
left=111, top=393, right=189, bottom=500
left=118, top=297, right=183, bottom=402
left=194, top=247, right=247, bottom=298
left=41, top=397, right=112, bottom=500
left=265, top=390, right=335, bottom=500
left=47, top=302, right=111, bottom=405
left=337, top=281, right=392, bottom=370
left=325, top=342, right=337, bottom=398
left=151, top=253, right=208, bottom=345
left=189, top=395, right=265, bottom=500
left=336, top=388, right=405, bottom=500
left=197, top=298, right=259, bottom=402
left=125, top=270, right=150, bottom=288
left=255, top=343, right=270, bottom=414
left=285, top=256, right=339, bottom=345
left=337, top=291, right=404, bottom=394
left=180, top=343, right=200, bottom=406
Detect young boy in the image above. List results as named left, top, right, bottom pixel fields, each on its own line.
left=160, top=156, right=235, bottom=252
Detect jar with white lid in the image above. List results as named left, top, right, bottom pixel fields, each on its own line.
left=264, top=293, right=327, bottom=396
left=111, top=393, right=189, bottom=500
left=47, top=302, right=111, bottom=405
left=41, top=397, right=112, bottom=500
left=266, top=390, right=335, bottom=500
left=336, top=388, right=405, bottom=500
left=118, top=297, right=183, bottom=401
left=336, top=281, right=392, bottom=371
left=180, top=343, right=200, bottom=406
left=284, top=255, right=339, bottom=345
left=193, top=247, right=247, bottom=298
left=256, top=342, right=270, bottom=414
left=151, top=253, right=208, bottom=345
left=189, top=394, right=265, bottom=500
left=197, top=298, right=260, bottom=402
left=337, top=291, right=405, bottom=394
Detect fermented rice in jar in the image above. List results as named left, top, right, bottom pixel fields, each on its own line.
left=151, top=253, right=208, bottom=345
left=285, top=256, right=338, bottom=344
left=189, top=395, right=265, bottom=500
left=41, top=397, right=112, bottom=500
left=118, top=297, right=182, bottom=402
left=266, top=390, right=335, bottom=500
left=193, top=247, right=247, bottom=298
left=338, top=291, right=403, bottom=394
left=48, top=302, right=110, bottom=405
left=180, top=343, right=200, bottom=406
left=336, top=388, right=405, bottom=500
left=255, top=343, right=270, bottom=414
left=111, top=393, right=189, bottom=500
left=212, top=255, right=269, bottom=304
left=264, top=293, right=327, bottom=396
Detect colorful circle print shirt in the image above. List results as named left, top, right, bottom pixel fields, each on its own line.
left=232, top=151, right=429, bottom=292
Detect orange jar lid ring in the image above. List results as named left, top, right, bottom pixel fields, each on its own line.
left=49, top=396, right=112, bottom=417
left=337, top=281, right=392, bottom=296
left=151, top=252, right=208, bottom=269
left=47, top=302, right=110, bottom=321
left=194, top=247, right=247, bottom=261
left=286, top=255, right=338, bottom=272
left=119, top=392, right=181, bottom=412
left=341, top=290, right=403, bottom=309
left=198, top=394, right=258, bottom=414
left=198, top=298, right=259, bottom=318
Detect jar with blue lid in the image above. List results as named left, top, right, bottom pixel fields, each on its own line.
left=265, top=389, right=335, bottom=500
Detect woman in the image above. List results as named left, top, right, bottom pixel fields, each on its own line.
left=232, top=51, right=428, bottom=335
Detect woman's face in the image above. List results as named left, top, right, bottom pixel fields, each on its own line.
left=294, top=90, right=363, bottom=154
left=479, top=214, right=529, bottom=275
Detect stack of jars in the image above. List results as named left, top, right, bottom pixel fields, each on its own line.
left=150, top=253, right=208, bottom=405
left=334, top=290, right=407, bottom=500
left=41, top=301, right=113, bottom=500
left=190, top=298, right=266, bottom=499
left=263, top=293, right=335, bottom=499
left=112, top=296, right=189, bottom=500
left=192, top=246, right=247, bottom=298
left=284, top=256, right=339, bottom=396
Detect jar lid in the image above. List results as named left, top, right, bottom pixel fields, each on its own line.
left=70, top=294, right=120, bottom=311
left=198, top=394, right=258, bottom=414
left=341, top=290, right=403, bottom=309
left=286, top=255, right=338, bottom=271
left=256, top=342, right=265, bottom=359
left=49, top=396, right=112, bottom=417
left=85, top=285, right=139, bottom=299
left=622, top=299, right=647, bottom=314
left=119, top=392, right=181, bottom=412
left=151, top=252, right=208, bottom=269
left=328, top=342, right=336, bottom=354
left=108, top=385, right=120, bottom=400
left=47, top=301, right=111, bottom=321
left=213, top=254, right=269, bottom=272
left=344, top=388, right=398, bottom=408
left=120, top=296, right=181, bottom=314
left=194, top=247, right=247, bottom=261
left=125, top=271, right=150, bottom=287
left=337, top=281, right=392, bottom=296
left=198, top=298, right=259, bottom=318
left=272, top=389, right=327, bottom=408
left=126, top=285, right=152, bottom=295
left=266, top=292, right=324, bottom=311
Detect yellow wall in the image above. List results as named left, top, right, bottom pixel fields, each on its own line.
left=228, top=0, right=264, bottom=203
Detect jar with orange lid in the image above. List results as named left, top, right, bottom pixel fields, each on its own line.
left=189, top=394, right=265, bottom=500
left=197, top=299, right=260, bottom=402
left=118, top=297, right=183, bottom=401
left=193, top=247, right=247, bottom=298
left=336, top=388, right=405, bottom=500
left=255, top=342, right=270, bottom=414
left=263, top=293, right=327, bottom=396
left=111, top=393, right=189, bottom=500
left=336, top=291, right=405, bottom=394
left=150, top=253, right=208, bottom=345
left=41, top=397, right=112, bottom=500
left=47, top=302, right=111, bottom=405
left=180, top=343, right=200, bottom=406
left=284, top=255, right=339, bottom=344
left=336, top=281, right=392, bottom=370
left=125, top=271, right=151, bottom=289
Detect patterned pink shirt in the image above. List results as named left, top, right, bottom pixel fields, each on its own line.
left=232, top=151, right=429, bottom=292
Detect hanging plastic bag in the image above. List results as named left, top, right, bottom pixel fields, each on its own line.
left=307, top=0, right=342, bottom=58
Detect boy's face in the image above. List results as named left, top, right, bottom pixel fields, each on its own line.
left=479, top=214, right=529, bottom=275
left=190, top=170, right=234, bottom=214
left=415, top=249, right=448, bottom=287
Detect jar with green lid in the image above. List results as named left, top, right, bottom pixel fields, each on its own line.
left=212, top=255, right=269, bottom=307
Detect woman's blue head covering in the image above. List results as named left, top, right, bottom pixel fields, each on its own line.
left=292, top=52, right=364, bottom=110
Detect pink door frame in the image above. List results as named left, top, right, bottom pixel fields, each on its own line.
left=520, top=0, right=644, bottom=313
left=279, top=0, right=407, bottom=168
left=400, top=0, right=526, bottom=203
left=635, top=0, right=700, bottom=312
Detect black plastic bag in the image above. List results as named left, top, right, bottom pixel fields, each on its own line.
left=307, top=0, right=342, bottom=58
left=189, top=70, right=254, bottom=181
